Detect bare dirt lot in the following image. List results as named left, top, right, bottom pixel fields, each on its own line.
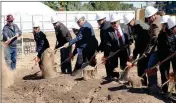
left=2, top=30, right=174, bottom=103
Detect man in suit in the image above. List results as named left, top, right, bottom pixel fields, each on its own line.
left=102, top=13, right=131, bottom=80
left=69, top=14, right=98, bottom=74
left=143, top=6, right=162, bottom=93
left=96, top=13, right=112, bottom=52
left=96, top=13, right=112, bottom=79
left=51, top=16, right=72, bottom=74
left=124, top=13, right=150, bottom=86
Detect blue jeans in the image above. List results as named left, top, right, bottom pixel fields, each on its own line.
left=4, top=47, right=17, bottom=70
left=147, top=52, right=158, bottom=87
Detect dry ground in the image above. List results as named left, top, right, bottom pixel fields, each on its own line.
left=2, top=30, right=174, bottom=103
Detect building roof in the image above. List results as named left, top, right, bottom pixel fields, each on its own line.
left=2, top=2, right=55, bottom=15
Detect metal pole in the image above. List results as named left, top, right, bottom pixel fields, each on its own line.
left=20, top=14, right=24, bottom=58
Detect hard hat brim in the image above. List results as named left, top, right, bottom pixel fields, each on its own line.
left=169, top=25, right=175, bottom=29
left=52, top=21, right=57, bottom=24
left=110, top=20, right=120, bottom=23
left=160, top=21, right=166, bottom=24
left=124, top=21, right=130, bottom=25
left=33, top=26, right=40, bottom=28
left=96, top=17, right=106, bottom=21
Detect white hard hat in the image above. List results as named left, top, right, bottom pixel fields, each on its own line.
left=71, top=23, right=80, bottom=30
left=167, top=16, right=176, bottom=29
left=160, top=15, right=170, bottom=24
left=33, top=21, right=40, bottom=28
left=145, top=6, right=158, bottom=18
left=96, top=13, right=106, bottom=21
left=75, top=14, right=85, bottom=22
left=123, top=14, right=135, bottom=24
left=110, top=13, right=120, bottom=22
left=51, top=15, right=58, bottom=24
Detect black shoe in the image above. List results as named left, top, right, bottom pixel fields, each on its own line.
left=148, top=85, right=162, bottom=94
left=103, top=76, right=115, bottom=81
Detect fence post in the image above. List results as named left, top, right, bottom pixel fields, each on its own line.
left=66, top=11, right=67, bottom=28
left=42, top=14, right=44, bottom=32
left=4, top=15, right=6, bottom=27
left=20, top=14, right=24, bottom=58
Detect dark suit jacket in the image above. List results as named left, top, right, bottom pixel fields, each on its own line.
left=98, top=20, right=111, bottom=52
left=126, top=20, right=150, bottom=59
left=33, top=31, right=50, bottom=58
left=104, top=25, right=130, bottom=57
left=54, top=21, right=72, bottom=49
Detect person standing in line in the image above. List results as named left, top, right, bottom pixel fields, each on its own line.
left=143, top=6, right=162, bottom=94
left=102, top=13, right=131, bottom=81
left=2, top=14, right=22, bottom=70
left=51, top=16, right=72, bottom=74
left=32, top=21, right=50, bottom=76
left=124, top=13, right=150, bottom=86
left=96, top=13, right=112, bottom=80
left=68, top=14, right=98, bottom=75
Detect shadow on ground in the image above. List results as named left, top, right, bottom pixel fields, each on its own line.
left=23, top=71, right=43, bottom=80
left=108, top=84, right=174, bottom=103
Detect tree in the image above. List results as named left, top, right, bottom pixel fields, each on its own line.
left=43, top=1, right=135, bottom=11
left=43, top=1, right=60, bottom=11
left=82, top=3, right=94, bottom=11
left=67, top=2, right=82, bottom=11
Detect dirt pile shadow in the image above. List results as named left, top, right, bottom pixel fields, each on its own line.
left=23, top=71, right=43, bottom=80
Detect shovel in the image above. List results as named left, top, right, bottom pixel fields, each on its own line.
left=119, top=54, right=146, bottom=82
left=142, top=52, right=176, bottom=78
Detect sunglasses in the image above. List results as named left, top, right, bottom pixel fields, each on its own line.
left=33, top=27, right=38, bottom=29
left=171, top=27, right=175, bottom=31
left=52, top=22, right=57, bottom=26
left=111, top=22, right=117, bottom=25
left=97, top=19, right=103, bottom=22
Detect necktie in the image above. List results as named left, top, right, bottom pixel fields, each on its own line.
left=116, top=29, right=124, bottom=47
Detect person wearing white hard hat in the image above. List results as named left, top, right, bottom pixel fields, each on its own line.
left=96, top=13, right=112, bottom=80
left=32, top=21, right=50, bottom=76
left=68, top=23, right=80, bottom=61
left=101, top=13, right=131, bottom=80
left=168, top=16, right=176, bottom=34
left=143, top=6, right=163, bottom=94
left=96, top=13, right=111, bottom=52
left=51, top=15, right=73, bottom=74
left=157, top=15, right=176, bottom=94
left=71, top=23, right=80, bottom=35
left=124, top=13, right=150, bottom=86
left=69, top=14, right=98, bottom=76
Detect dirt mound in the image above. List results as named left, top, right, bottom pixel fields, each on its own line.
left=2, top=45, right=15, bottom=88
